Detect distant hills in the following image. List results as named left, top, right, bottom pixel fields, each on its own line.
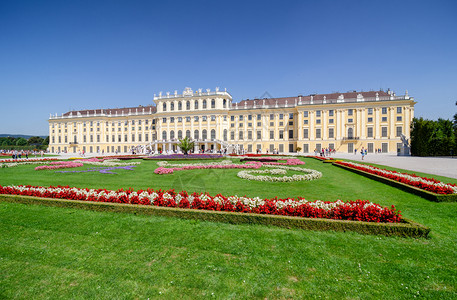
left=0, top=134, right=48, bottom=139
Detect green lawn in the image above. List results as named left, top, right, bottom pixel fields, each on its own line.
left=1, top=158, right=457, bottom=299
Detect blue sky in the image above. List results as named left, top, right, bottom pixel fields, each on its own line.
left=1, top=0, right=456, bottom=136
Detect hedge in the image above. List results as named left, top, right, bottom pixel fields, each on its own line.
left=333, top=162, right=457, bottom=202
left=0, top=194, right=430, bottom=238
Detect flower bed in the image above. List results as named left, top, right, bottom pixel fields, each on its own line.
left=0, top=157, right=58, bottom=163
left=153, top=158, right=309, bottom=177
left=333, top=161, right=457, bottom=202
left=74, top=158, right=141, bottom=166
left=336, top=161, right=457, bottom=194
left=35, top=161, right=84, bottom=171
left=237, top=165, right=322, bottom=182
left=307, top=155, right=334, bottom=161
left=56, top=166, right=137, bottom=174
left=0, top=184, right=403, bottom=223
left=147, top=154, right=224, bottom=160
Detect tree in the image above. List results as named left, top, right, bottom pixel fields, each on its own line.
left=42, top=136, right=49, bottom=146
left=15, top=138, right=27, bottom=146
left=27, top=136, right=44, bottom=145
left=178, top=136, right=195, bottom=155
left=296, top=146, right=302, bottom=153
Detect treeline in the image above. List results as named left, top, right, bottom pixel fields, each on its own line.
left=0, top=136, right=49, bottom=151
left=410, top=117, right=456, bottom=156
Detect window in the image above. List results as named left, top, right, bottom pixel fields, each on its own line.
left=270, top=114, right=274, bottom=120
left=270, top=122, right=274, bottom=126
left=231, top=123, right=235, bottom=128
left=230, top=131, right=235, bottom=140
left=289, top=113, right=294, bottom=119
left=288, top=121, right=293, bottom=126
left=186, top=101, right=190, bottom=110
left=328, top=128, right=334, bottom=138
left=279, top=122, right=283, bottom=126
left=223, top=99, right=227, bottom=108
left=239, top=123, right=243, bottom=127
left=178, top=130, right=183, bottom=139
left=316, top=119, right=321, bottom=124
left=195, top=100, right=199, bottom=109
left=382, top=107, right=387, bottom=114
left=112, top=135, right=115, bottom=142
left=303, top=144, right=309, bottom=153
left=288, top=130, right=293, bottom=139
left=186, top=130, right=191, bottom=138
left=279, top=130, right=284, bottom=139
left=279, top=114, right=284, bottom=120
left=124, top=134, right=128, bottom=142
left=368, top=117, right=373, bottom=122
left=170, top=117, right=174, bottom=123
left=145, top=134, right=148, bottom=142
left=367, top=127, right=373, bottom=137
left=316, top=111, right=321, bottom=117
left=257, top=114, right=261, bottom=120
left=257, top=122, right=261, bottom=127
left=231, top=116, right=235, bottom=121
left=194, top=116, right=199, bottom=122
left=382, top=127, right=388, bottom=137
left=194, top=130, right=199, bottom=139
left=348, top=109, right=353, bottom=116
left=316, top=129, right=321, bottom=139
left=131, top=134, right=135, bottom=142
left=248, top=115, right=252, bottom=121
left=248, top=131, right=252, bottom=139
left=163, top=103, right=167, bottom=111
left=203, top=100, right=207, bottom=109
left=328, top=110, right=334, bottom=117
left=304, top=120, right=308, bottom=125
left=178, top=101, right=182, bottom=110
left=303, top=111, right=308, bottom=117
left=162, top=118, right=166, bottom=123
left=239, top=115, right=243, bottom=121
left=397, top=116, right=402, bottom=121
left=178, top=117, right=182, bottom=122
left=239, top=131, right=244, bottom=140
left=303, top=129, right=309, bottom=139
left=202, top=130, right=207, bottom=140
left=170, top=131, right=175, bottom=139
left=170, top=102, right=174, bottom=111
left=186, top=117, right=191, bottom=122
left=162, top=131, right=167, bottom=140
left=368, top=108, right=373, bottom=115
left=396, top=126, right=402, bottom=137
left=348, top=119, right=353, bottom=123
left=397, top=107, right=402, bottom=113
left=203, top=116, right=207, bottom=121
left=382, top=117, right=388, bottom=122
left=257, top=131, right=261, bottom=140
left=270, top=131, right=274, bottom=139
left=329, top=119, right=334, bottom=124
left=211, top=115, right=216, bottom=121
left=248, top=123, right=252, bottom=127
left=211, top=99, right=215, bottom=108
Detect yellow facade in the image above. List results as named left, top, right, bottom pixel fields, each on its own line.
left=48, top=87, right=415, bottom=154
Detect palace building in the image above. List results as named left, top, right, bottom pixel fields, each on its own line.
left=48, top=87, right=415, bottom=155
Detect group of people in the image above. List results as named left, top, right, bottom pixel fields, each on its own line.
left=314, top=148, right=336, bottom=157
left=2, top=150, right=45, bottom=159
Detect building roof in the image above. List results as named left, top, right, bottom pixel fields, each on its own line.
left=234, top=90, right=395, bottom=109
left=61, top=105, right=156, bottom=117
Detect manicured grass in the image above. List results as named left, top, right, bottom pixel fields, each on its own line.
left=1, top=157, right=457, bottom=298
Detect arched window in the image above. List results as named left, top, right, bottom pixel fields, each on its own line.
left=202, top=129, right=207, bottom=140
left=186, top=101, right=191, bottom=110
left=162, top=103, right=167, bottom=111
left=194, top=100, right=199, bottom=110
left=223, top=99, right=227, bottom=108
left=223, top=129, right=227, bottom=141
left=186, top=130, right=191, bottom=138
left=348, top=128, right=353, bottom=139
left=171, top=102, right=175, bottom=111
left=211, top=99, right=215, bottom=109
left=162, top=131, right=167, bottom=140
left=203, top=100, right=207, bottom=109
left=194, top=130, right=199, bottom=140
left=178, top=101, right=182, bottom=110
left=170, top=130, right=175, bottom=139
left=211, top=129, right=216, bottom=140
left=178, top=130, right=183, bottom=139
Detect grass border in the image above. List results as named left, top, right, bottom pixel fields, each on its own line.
left=0, top=194, right=430, bottom=238
left=333, top=162, right=457, bottom=202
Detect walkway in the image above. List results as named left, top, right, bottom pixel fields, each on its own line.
left=330, top=153, right=457, bottom=179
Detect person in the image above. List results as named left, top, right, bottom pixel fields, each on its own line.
left=354, top=148, right=357, bottom=155
left=361, top=147, right=365, bottom=160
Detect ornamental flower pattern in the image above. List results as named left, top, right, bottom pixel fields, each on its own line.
left=0, top=184, right=403, bottom=223
left=336, top=161, right=457, bottom=194
left=237, top=165, right=322, bottom=182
